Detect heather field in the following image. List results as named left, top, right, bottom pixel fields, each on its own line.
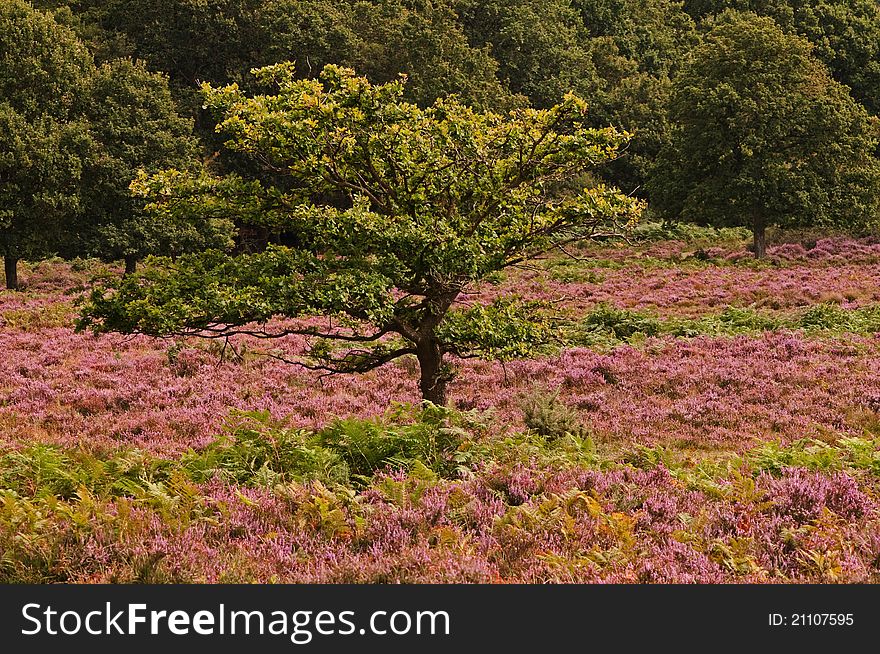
left=3, top=229, right=880, bottom=583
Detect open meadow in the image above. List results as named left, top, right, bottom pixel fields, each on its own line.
left=3, top=227, right=880, bottom=583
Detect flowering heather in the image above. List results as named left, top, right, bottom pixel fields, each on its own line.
left=2, top=233, right=880, bottom=583
left=482, top=236, right=880, bottom=317
left=582, top=233, right=880, bottom=267
left=2, top=414, right=880, bottom=584
left=2, top=316, right=879, bottom=454
left=487, top=261, right=880, bottom=317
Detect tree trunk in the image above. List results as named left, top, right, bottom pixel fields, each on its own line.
left=123, top=254, right=138, bottom=276
left=4, top=256, right=18, bottom=291
left=416, top=338, right=447, bottom=405
left=752, top=217, right=767, bottom=259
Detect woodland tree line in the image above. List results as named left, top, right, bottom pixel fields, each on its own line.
left=4, top=0, right=880, bottom=280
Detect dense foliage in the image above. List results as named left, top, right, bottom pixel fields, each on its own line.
left=651, top=11, right=880, bottom=257
left=4, top=0, right=878, bottom=283
left=77, top=58, right=234, bottom=273
left=80, top=66, right=641, bottom=403
left=1, top=0, right=226, bottom=289
left=4, top=405, right=880, bottom=583
left=0, top=0, right=93, bottom=289
left=3, top=0, right=880, bottom=586
left=682, top=0, right=880, bottom=115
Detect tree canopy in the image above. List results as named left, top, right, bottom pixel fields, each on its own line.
left=650, top=10, right=880, bottom=257
left=77, top=58, right=233, bottom=273
left=682, top=0, right=880, bottom=115
left=6, top=0, right=880, bottom=283
left=0, top=0, right=94, bottom=289
left=0, top=2, right=235, bottom=289
left=45, top=0, right=516, bottom=111
left=26, top=0, right=880, bottom=225
left=39, top=0, right=708, bottom=196
left=79, top=64, right=642, bottom=403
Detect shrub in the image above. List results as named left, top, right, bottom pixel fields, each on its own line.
left=546, top=258, right=607, bottom=284
left=671, top=306, right=781, bottom=337
left=0, top=303, right=72, bottom=331
left=318, top=404, right=465, bottom=480
left=798, top=303, right=853, bottom=331
left=182, top=405, right=467, bottom=487
left=183, top=411, right=350, bottom=486
left=520, top=389, right=589, bottom=441
left=577, top=303, right=662, bottom=342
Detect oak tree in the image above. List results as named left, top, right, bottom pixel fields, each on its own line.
left=79, top=58, right=232, bottom=274
left=80, top=64, right=641, bottom=403
left=0, top=0, right=94, bottom=290
left=650, top=11, right=880, bottom=257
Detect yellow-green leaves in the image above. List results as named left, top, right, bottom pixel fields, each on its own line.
left=83, top=63, right=640, bottom=401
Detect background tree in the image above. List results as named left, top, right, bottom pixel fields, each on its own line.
left=58, top=0, right=263, bottom=85
left=52, top=0, right=514, bottom=112
left=574, top=0, right=699, bottom=195
left=80, top=65, right=641, bottom=404
left=341, top=0, right=514, bottom=111
left=582, top=41, right=676, bottom=195
left=0, top=0, right=95, bottom=290
left=455, top=0, right=599, bottom=109
left=40, top=0, right=698, bottom=198
left=574, top=0, right=698, bottom=78
left=456, top=0, right=698, bottom=194
left=77, top=58, right=233, bottom=274
left=256, top=0, right=361, bottom=79
left=681, top=0, right=880, bottom=115
left=650, top=11, right=880, bottom=257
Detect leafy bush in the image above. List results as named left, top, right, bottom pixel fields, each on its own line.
left=182, top=411, right=350, bottom=486
left=546, top=258, right=608, bottom=284
left=0, top=445, right=168, bottom=499
left=670, top=306, right=782, bottom=337
left=575, top=303, right=661, bottom=344
left=798, top=303, right=853, bottom=331
left=182, top=405, right=468, bottom=487
left=796, top=303, right=880, bottom=333
left=520, top=389, right=590, bottom=442
left=747, top=437, right=880, bottom=477
left=565, top=301, right=880, bottom=349
left=318, top=404, right=466, bottom=480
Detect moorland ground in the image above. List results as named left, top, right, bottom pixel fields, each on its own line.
left=2, top=226, right=880, bottom=583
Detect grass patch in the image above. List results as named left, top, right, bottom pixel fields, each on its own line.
left=566, top=302, right=880, bottom=348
